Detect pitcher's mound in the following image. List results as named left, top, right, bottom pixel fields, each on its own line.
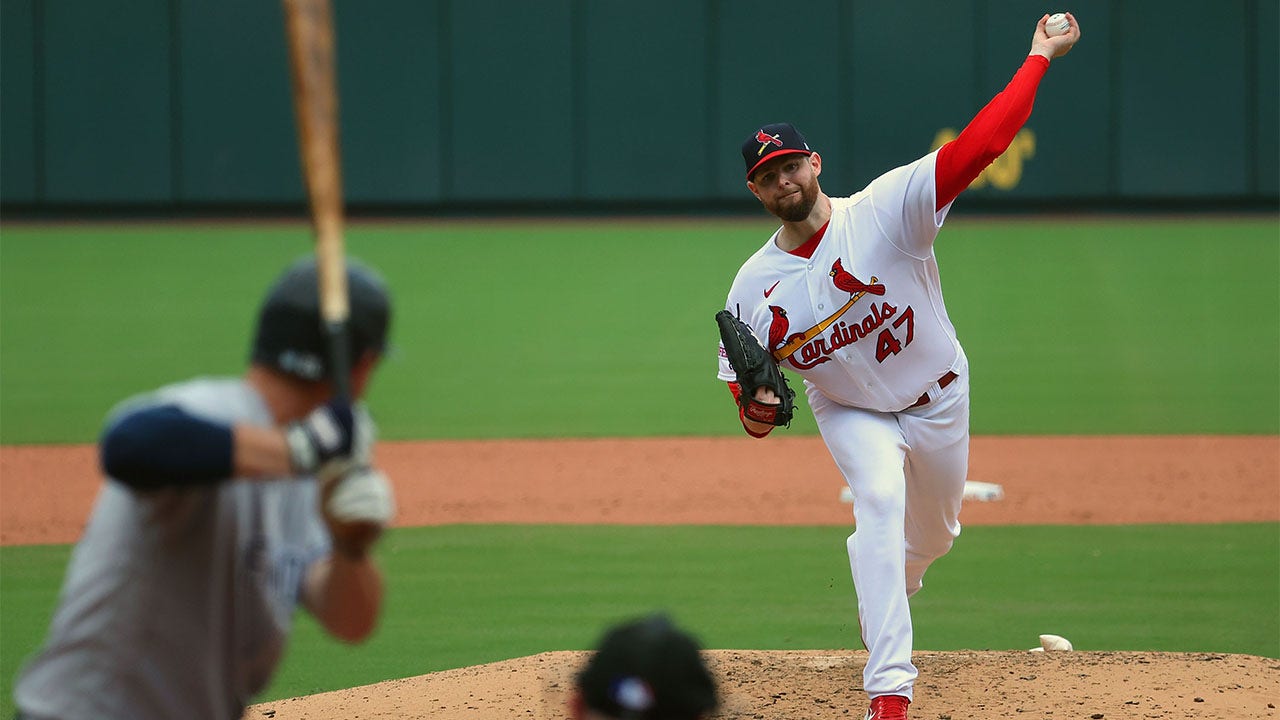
left=243, top=649, right=1279, bottom=719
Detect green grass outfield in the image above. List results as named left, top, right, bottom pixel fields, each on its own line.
left=1, top=215, right=1277, bottom=712
left=1, top=215, right=1277, bottom=441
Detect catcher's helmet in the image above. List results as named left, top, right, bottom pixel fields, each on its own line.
left=250, top=256, right=391, bottom=381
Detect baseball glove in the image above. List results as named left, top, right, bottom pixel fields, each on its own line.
left=716, top=309, right=796, bottom=427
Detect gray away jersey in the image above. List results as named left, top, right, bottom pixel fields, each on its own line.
left=14, top=377, right=332, bottom=720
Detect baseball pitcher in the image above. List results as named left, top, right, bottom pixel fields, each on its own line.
left=715, top=15, right=1080, bottom=720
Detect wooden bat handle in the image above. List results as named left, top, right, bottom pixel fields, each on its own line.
left=283, top=0, right=351, bottom=398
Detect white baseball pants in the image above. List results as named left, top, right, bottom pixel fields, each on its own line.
left=807, top=367, right=970, bottom=701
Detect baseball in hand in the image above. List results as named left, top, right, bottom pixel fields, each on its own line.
left=1045, top=12, right=1071, bottom=36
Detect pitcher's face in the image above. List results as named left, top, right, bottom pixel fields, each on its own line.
left=748, top=152, right=822, bottom=222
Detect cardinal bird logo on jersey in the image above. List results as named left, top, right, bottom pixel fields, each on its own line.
left=756, top=130, right=783, bottom=156
left=829, top=259, right=886, bottom=296
left=770, top=258, right=910, bottom=370
left=767, top=305, right=789, bottom=352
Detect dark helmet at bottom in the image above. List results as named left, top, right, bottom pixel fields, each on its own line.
left=577, top=614, right=718, bottom=720
left=250, top=256, right=392, bottom=382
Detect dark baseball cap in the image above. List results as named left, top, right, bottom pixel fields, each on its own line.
left=250, top=256, right=392, bottom=381
left=742, top=122, right=812, bottom=180
left=577, top=615, right=718, bottom=720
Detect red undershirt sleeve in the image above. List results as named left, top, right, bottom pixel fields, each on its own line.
left=935, top=54, right=1050, bottom=211
left=727, top=382, right=773, bottom=438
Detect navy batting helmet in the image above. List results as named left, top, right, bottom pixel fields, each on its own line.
left=577, top=614, right=718, bottom=720
left=250, top=256, right=391, bottom=381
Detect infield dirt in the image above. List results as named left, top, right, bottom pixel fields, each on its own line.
left=2, top=435, right=1277, bottom=718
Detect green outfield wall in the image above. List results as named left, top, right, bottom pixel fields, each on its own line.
left=2, top=0, right=1277, bottom=210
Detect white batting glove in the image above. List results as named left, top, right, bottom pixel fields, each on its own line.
left=322, top=465, right=395, bottom=559
left=285, top=401, right=376, bottom=480
left=325, top=465, right=395, bottom=525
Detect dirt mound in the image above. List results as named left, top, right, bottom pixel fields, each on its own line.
left=242, top=649, right=1280, bottom=719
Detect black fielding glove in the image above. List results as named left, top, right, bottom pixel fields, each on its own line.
left=716, top=310, right=796, bottom=427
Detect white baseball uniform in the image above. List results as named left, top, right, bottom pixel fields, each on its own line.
left=14, top=377, right=332, bottom=720
left=718, top=151, right=969, bottom=701
left=718, top=50, right=1054, bottom=705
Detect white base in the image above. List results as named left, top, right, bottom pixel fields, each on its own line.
left=1029, top=634, right=1074, bottom=652
left=838, top=480, right=1004, bottom=504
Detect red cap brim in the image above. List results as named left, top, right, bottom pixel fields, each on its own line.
left=746, top=149, right=812, bottom=180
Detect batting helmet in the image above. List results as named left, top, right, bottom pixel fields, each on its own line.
left=250, top=256, right=392, bottom=381
left=577, top=614, right=718, bottom=720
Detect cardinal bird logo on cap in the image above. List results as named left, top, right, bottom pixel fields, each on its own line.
left=756, top=130, right=783, bottom=156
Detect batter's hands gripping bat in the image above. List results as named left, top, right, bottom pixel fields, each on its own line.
left=283, top=0, right=351, bottom=400
left=283, top=2, right=393, bottom=555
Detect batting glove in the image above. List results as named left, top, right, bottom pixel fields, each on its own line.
left=322, top=465, right=395, bottom=559
left=285, top=400, right=375, bottom=479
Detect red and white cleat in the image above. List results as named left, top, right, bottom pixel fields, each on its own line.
left=864, top=694, right=910, bottom=720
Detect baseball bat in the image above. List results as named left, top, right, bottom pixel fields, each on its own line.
left=282, top=0, right=351, bottom=400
